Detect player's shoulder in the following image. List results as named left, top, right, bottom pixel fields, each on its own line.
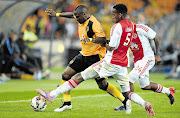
left=90, top=15, right=100, bottom=24
left=136, top=24, right=151, bottom=32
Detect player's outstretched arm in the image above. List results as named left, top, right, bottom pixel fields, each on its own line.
left=154, top=35, right=162, bottom=64
left=45, top=8, right=74, bottom=18
left=81, top=37, right=106, bottom=46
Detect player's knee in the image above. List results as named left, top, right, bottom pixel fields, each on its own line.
left=62, top=72, right=71, bottom=81
left=73, top=73, right=84, bottom=83
left=141, top=85, right=151, bottom=90
left=98, top=82, right=108, bottom=91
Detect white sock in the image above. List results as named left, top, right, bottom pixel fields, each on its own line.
left=154, top=84, right=170, bottom=95
left=128, top=92, right=146, bottom=108
left=50, top=79, right=78, bottom=98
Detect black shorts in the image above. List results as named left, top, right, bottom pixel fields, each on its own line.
left=68, top=53, right=101, bottom=73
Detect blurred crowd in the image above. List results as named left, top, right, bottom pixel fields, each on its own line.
left=20, top=0, right=180, bottom=39
left=0, top=25, right=49, bottom=82
left=0, top=0, right=180, bottom=81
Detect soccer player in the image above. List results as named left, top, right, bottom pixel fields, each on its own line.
left=114, top=23, right=175, bottom=111
left=45, top=5, right=127, bottom=112
left=38, top=4, right=155, bottom=116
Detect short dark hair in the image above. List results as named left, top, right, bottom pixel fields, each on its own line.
left=113, top=4, right=127, bottom=14
left=75, top=5, right=87, bottom=13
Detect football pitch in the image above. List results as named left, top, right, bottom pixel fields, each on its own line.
left=0, top=72, right=179, bottom=118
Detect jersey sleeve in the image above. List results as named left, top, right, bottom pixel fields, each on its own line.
left=109, top=23, right=122, bottom=49
left=92, top=20, right=106, bottom=38
left=138, top=24, right=156, bottom=40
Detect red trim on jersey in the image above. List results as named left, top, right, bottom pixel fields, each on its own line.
left=130, top=31, right=144, bottom=63
left=139, top=60, right=151, bottom=77
left=136, top=24, right=149, bottom=32
left=110, top=19, right=133, bottom=66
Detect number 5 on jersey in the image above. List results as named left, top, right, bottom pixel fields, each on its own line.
left=123, top=33, right=131, bottom=46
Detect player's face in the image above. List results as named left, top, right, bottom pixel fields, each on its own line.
left=74, top=11, right=86, bottom=24
left=112, top=9, right=122, bottom=23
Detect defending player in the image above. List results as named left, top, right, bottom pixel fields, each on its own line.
left=114, top=23, right=175, bottom=111
left=45, top=5, right=126, bottom=112
left=38, top=4, right=155, bottom=116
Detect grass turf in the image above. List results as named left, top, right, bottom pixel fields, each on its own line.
left=0, top=73, right=180, bottom=118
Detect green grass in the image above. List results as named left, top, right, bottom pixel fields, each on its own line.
left=0, top=73, right=180, bottom=118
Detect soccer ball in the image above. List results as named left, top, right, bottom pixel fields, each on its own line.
left=31, top=96, right=47, bottom=111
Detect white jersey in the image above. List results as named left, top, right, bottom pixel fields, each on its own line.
left=104, top=19, right=134, bottom=67
left=130, top=24, right=156, bottom=63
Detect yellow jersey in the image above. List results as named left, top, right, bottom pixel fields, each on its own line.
left=78, top=15, right=106, bottom=58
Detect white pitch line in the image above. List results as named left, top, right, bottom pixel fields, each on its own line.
left=0, top=90, right=179, bottom=104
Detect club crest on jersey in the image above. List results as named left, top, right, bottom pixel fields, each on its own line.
left=125, top=28, right=132, bottom=32
left=132, top=33, right=137, bottom=39
left=130, top=43, right=139, bottom=50
left=85, top=26, right=89, bottom=32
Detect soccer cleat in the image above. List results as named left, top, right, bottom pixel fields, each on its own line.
left=125, top=99, right=132, bottom=114
left=36, top=89, right=54, bottom=103
left=145, top=102, right=155, bottom=116
left=114, top=104, right=126, bottom=111
left=168, top=87, right=175, bottom=105
left=54, top=104, right=72, bottom=112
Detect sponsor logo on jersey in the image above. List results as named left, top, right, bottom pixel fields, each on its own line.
left=125, top=27, right=132, bottom=32
left=130, top=43, right=139, bottom=50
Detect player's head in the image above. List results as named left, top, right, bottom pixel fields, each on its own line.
left=112, top=4, right=128, bottom=23
left=74, top=5, right=88, bottom=24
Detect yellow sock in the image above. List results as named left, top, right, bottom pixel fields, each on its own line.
left=62, top=80, right=71, bottom=102
left=20, top=74, right=34, bottom=80
left=106, top=83, right=125, bottom=102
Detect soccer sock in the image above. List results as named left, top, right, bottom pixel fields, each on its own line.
left=62, top=80, right=71, bottom=102
left=128, top=92, right=146, bottom=108
left=106, top=83, right=125, bottom=102
left=50, top=79, right=79, bottom=98
left=154, top=84, right=170, bottom=95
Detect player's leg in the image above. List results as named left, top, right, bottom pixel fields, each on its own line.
left=95, top=78, right=126, bottom=103
left=114, top=69, right=155, bottom=116
left=139, top=77, right=175, bottom=105
left=37, top=65, right=99, bottom=102
left=54, top=66, right=77, bottom=112
left=55, top=53, right=88, bottom=112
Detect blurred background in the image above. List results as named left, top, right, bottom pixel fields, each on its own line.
left=0, top=0, right=180, bottom=81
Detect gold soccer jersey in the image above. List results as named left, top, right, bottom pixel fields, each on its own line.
left=78, top=15, right=106, bottom=58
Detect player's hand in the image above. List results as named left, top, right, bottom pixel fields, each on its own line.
left=45, top=8, right=56, bottom=17
left=81, top=37, right=91, bottom=45
left=155, top=55, right=162, bottom=64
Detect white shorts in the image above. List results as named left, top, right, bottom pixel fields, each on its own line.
left=81, top=60, right=130, bottom=92
left=129, top=58, right=155, bottom=88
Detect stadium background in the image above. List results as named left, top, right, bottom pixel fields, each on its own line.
left=0, top=0, right=180, bottom=76
left=0, top=1, right=180, bottom=118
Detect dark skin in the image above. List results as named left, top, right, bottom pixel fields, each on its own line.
left=45, top=7, right=111, bottom=101
left=56, top=8, right=131, bottom=100
left=45, top=8, right=106, bottom=47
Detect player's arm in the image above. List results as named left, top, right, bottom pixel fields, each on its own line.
left=45, top=8, right=74, bottom=18
left=105, top=43, right=115, bottom=51
left=153, top=35, right=162, bottom=64
left=81, top=37, right=106, bottom=46
left=106, top=24, right=122, bottom=51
